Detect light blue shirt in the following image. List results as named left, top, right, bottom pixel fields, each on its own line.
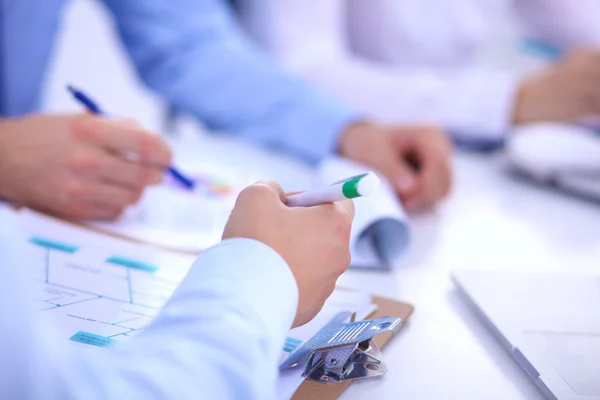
left=0, top=209, right=299, bottom=399
left=0, top=0, right=357, bottom=163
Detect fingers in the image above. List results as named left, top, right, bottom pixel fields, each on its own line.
left=404, top=162, right=451, bottom=211
left=413, top=132, right=452, bottom=201
left=384, top=156, right=420, bottom=198
left=308, top=202, right=353, bottom=257
left=46, top=182, right=129, bottom=220
left=88, top=182, right=142, bottom=209
left=565, top=48, right=600, bottom=69
left=374, top=132, right=421, bottom=197
left=559, top=50, right=600, bottom=114
left=71, top=116, right=173, bottom=166
left=99, top=153, right=164, bottom=188
left=103, top=158, right=164, bottom=188
left=390, top=126, right=452, bottom=210
left=67, top=148, right=164, bottom=189
left=64, top=180, right=140, bottom=209
left=58, top=203, right=123, bottom=221
left=238, top=180, right=287, bottom=204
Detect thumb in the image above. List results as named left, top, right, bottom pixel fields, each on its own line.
left=253, top=180, right=287, bottom=203
left=382, top=157, right=418, bottom=197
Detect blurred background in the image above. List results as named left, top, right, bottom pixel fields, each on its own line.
left=43, top=0, right=537, bottom=132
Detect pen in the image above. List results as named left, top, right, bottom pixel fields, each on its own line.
left=67, top=85, right=196, bottom=190
left=519, top=38, right=562, bottom=61
left=286, top=172, right=380, bottom=207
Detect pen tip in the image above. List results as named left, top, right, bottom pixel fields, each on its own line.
left=67, top=85, right=76, bottom=94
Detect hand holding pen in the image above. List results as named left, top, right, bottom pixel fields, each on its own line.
left=0, top=112, right=172, bottom=220
left=68, top=85, right=196, bottom=189
left=515, top=40, right=600, bottom=125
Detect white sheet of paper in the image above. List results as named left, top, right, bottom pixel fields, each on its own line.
left=89, top=162, right=256, bottom=252
left=318, top=157, right=410, bottom=269
left=81, top=154, right=410, bottom=265
left=19, top=210, right=196, bottom=346
left=19, top=209, right=377, bottom=400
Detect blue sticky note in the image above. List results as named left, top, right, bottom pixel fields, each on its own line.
left=283, top=337, right=303, bottom=353
left=29, top=237, right=78, bottom=253
left=105, top=256, right=159, bottom=273
left=70, top=331, right=117, bottom=348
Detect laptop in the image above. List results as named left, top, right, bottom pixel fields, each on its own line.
left=453, top=270, right=600, bottom=400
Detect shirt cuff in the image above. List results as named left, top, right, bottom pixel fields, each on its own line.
left=448, top=72, right=520, bottom=143
left=276, top=97, right=361, bottom=164
left=238, top=89, right=361, bottom=164
left=175, top=238, right=298, bottom=347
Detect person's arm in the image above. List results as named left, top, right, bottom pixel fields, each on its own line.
left=0, top=215, right=297, bottom=400
left=290, top=58, right=517, bottom=143
left=0, top=115, right=172, bottom=220
left=100, top=0, right=358, bottom=164
left=515, top=0, right=600, bottom=48
left=0, top=179, right=357, bottom=399
left=509, top=2, right=600, bottom=126
left=235, top=0, right=517, bottom=142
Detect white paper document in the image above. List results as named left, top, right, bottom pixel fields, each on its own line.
left=319, top=157, right=410, bottom=269
left=19, top=211, right=377, bottom=400
left=85, top=156, right=410, bottom=267
left=20, top=210, right=196, bottom=346
left=90, top=162, right=256, bottom=252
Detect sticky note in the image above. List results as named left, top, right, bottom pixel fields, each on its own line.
left=29, top=237, right=78, bottom=253
left=70, top=331, right=117, bottom=348
left=105, top=256, right=159, bottom=273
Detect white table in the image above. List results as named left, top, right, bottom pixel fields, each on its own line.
left=172, top=128, right=600, bottom=400
left=337, top=151, right=600, bottom=400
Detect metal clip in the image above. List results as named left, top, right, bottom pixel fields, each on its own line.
left=280, top=312, right=402, bottom=384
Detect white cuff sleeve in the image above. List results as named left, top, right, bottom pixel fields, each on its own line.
left=444, top=71, right=520, bottom=142
left=284, top=55, right=521, bottom=143
left=174, top=238, right=299, bottom=347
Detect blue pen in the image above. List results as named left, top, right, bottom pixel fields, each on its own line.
left=519, top=38, right=562, bottom=62
left=67, top=85, right=196, bottom=190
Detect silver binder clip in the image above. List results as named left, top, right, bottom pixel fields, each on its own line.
left=280, top=312, right=402, bottom=384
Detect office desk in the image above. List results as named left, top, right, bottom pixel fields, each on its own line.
left=172, top=129, right=600, bottom=400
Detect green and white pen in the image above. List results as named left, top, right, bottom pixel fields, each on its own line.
left=287, top=172, right=380, bottom=207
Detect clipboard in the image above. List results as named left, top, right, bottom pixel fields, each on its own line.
left=292, top=295, right=414, bottom=400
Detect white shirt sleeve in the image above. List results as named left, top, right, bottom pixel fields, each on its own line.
left=0, top=210, right=298, bottom=400
left=236, top=0, right=518, bottom=142
left=515, top=0, right=600, bottom=47
left=290, top=57, right=518, bottom=142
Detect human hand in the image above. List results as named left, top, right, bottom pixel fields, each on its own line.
left=514, top=48, right=600, bottom=124
left=339, top=122, right=452, bottom=211
left=0, top=114, right=172, bottom=220
left=222, top=181, right=355, bottom=327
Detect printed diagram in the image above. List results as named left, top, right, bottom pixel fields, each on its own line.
left=29, top=236, right=192, bottom=348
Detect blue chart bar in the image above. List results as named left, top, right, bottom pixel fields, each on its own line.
left=70, top=331, right=117, bottom=348
left=283, top=337, right=303, bottom=353
left=29, top=237, right=78, bottom=253
left=106, top=256, right=159, bottom=273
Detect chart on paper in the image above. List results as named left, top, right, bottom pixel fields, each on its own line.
left=22, top=211, right=196, bottom=348
left=20, top=211, right=378, bottom=400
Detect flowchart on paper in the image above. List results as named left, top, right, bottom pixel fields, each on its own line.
left=21, top=213, right=195, bottom=348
